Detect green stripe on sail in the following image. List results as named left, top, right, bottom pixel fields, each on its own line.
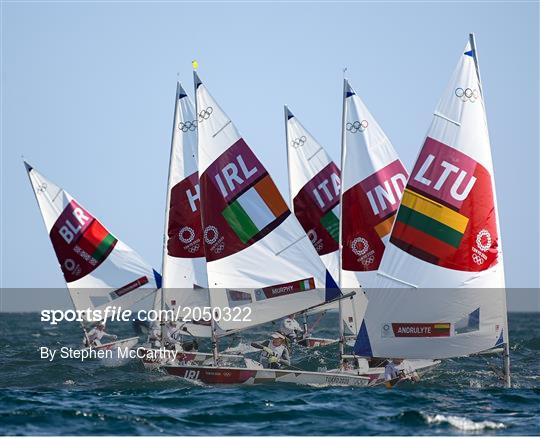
left=397, top=205, right=463, bottom=248
left=92, top=233, right=116, bottom=261
left=320, top=210, right=339, bottom=243
left=222, top=201, right=259, bottom=244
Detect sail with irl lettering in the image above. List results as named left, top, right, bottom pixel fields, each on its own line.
left=25, top=162, right=161, bottom=313
left=355, top=38, right=509, bottom=362
left=195, top=72, right=341, bottom=332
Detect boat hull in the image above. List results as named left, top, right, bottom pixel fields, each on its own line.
left=164, top=364, right=370, bottom=386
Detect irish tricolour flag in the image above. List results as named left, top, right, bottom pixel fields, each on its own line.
left=222, top=175, right=289, bottom=244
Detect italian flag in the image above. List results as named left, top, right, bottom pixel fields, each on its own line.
left=222, top=175, right=289, bottom=244
left=320, top=205, right=340, bottom=243
left=78, top=220, right=118, bottom=263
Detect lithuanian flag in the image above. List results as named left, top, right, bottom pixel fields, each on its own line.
left=391, top=188, right=469, bottom=263
left=78, top=220, right=118, bottom=263
left=320, top=206, right=339, bottom=243
left=222, top=175, right=289, bottom=244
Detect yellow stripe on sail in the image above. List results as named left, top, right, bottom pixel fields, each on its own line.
left=434, top=323, right=450, bottom=329
left=374, top=214, right=395, bottom=238
left=401, top=189, right=469, bottom=234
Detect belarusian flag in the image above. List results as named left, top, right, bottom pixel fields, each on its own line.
left=78, top=220, right=118, bottom=263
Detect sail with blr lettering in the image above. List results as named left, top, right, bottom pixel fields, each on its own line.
left=355, top=36, right=510, bottom=384
left=25, top=162, right=161, bottom=313
left=195, top=72, right=341, bottom=332
left=158, top=82, right=210, bottom=337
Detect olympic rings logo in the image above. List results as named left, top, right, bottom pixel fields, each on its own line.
left=291, top=136, right=306, bottom=148
left=214, top=242, right=225, bottom=253
left=204, top=225, right=219, bottom=245
left=351, top=237, right=369, bottom=257
left=178, top=226, right=195, bottom=244
left=361, top=255, right=375, bottom=267
left=178, top=120, right=197, bottom=132
left=36, top=183, right=48, bottom=193
left=472, top=254, right=485, bottom=265
left=187, top=243, right=200, bottom=254
left=476, top=229, right=492, bottom=252
left=346, top=120, right=368, bottom=133
left=455, top=88, right=479, bottom=103
left=198, top=107, right=213, bottom=122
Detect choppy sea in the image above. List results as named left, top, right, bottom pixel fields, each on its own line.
left=0, top=312, right=538, bottom=435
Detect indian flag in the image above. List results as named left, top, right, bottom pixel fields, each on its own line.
left=320, top=205, right=339, bottom=243
left=391, top=188, right=469, bottom=263
left=78, top=220, right=118, bottom=263
left=222, top=175, right=289, bottom=244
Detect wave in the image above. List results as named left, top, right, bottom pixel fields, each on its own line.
left=423, top=413, right=506, bottom=431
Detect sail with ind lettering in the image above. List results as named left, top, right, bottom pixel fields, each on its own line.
left=25, top=163, right=161, bottom=312
left=285, top=106, right=341, bottom=282
left=195, top=72, right=340, bottom=332
left=340, top=79, right=409, bottom=291
left=160, top=82, right=210, bottom=336
left=354, top=39, right=508, bottom=359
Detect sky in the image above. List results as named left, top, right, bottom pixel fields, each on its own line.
left=1, top=1, right=538, bottom=312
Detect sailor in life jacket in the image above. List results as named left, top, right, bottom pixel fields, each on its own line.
left=163, top=321, right=199, bottom=352
left=384, top=359, right=420, bottom=387
left=280, top=314, right=304, bottom=342
left=84, top=321, right=117, bottom=347
left=259, top=332, right=291, bottom=369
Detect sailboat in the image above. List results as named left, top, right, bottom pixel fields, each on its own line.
left=141, top=82, right=244, bottom=368
left=25, top=162, right=161, bottom=352
left=284, top=106, right=364, bottom=347
left=354, top=34, right=511, bottom=386
left=162, top=71, right=370, bottom=386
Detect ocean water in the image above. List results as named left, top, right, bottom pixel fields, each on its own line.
left=0, top=312, right=538, bottom=435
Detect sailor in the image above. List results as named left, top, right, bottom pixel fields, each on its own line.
left=384, top=358, right=419, bottom=387
left=163, top=321, right=183, bottom=350
left=259, top=332, right=291, bottom=369
left=84, top=321, right=117, bottom=347
left=148, top=321, right=162, bottom=348
left=280, top=314, right=304, bottom=342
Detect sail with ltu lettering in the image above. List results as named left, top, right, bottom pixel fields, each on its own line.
left=195, top=72, right=340, bottom=332
left=158, top=82, right=210, bottom=336
left=25, top=163, right=161, bottom=313
left=354, top=38, right=508, bottom=360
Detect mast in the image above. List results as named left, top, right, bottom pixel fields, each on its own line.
left=284, top=105, right=293, bottom=210
left=193, top=64, right=219, bottom=365
left=337, top=74, right=347, bottom=363
left=469, top=32, right=511, bottom=388
left=160, top=82, right=181, bottom=342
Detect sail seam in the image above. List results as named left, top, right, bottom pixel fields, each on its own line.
left=307, top=147, right=323, bottom=161
left=433, top=111, right=461, bottom=126
left=212, top=120, right=232, bottom=138
left=274, top=234, right=307, bottom=256
left=377, top=270, right=418, bottom=288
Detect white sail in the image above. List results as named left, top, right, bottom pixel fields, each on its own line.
left=25, top=163, right=160, bottom=312
left=160, top=82, right=210, bottom=336
left=195, top=72, right=340, bottom=332
left=285, top=106, right=340, bottom=282
left=340, top=79, right=409, bottom=291
left=354, top=39, right=508, bottom=359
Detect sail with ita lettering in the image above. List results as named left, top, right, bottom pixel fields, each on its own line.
left=25, top=162, right=161, bottom=313
left=285, top=106, right=341, bottom=282
left=158, top=82, right=210, bottom=337
left=195, top=72, right=341, bottom=332
left=355, top=37, right=509, bottom=373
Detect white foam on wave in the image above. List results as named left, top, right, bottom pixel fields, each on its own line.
left=424, top=413, right=506, bottom=431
